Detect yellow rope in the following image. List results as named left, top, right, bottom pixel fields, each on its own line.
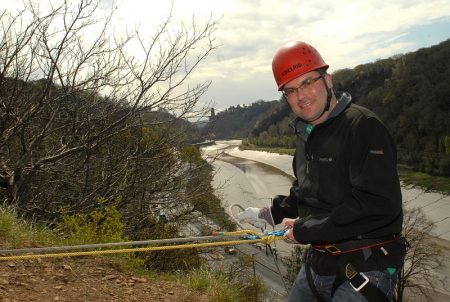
left=212, top=230, right=280, bottom=245
left=0, top=230, right=285, bottom=261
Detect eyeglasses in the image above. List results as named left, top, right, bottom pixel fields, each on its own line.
left=282, top=75, right=323, bottom=98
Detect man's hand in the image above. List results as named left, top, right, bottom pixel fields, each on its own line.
left=283, top=218, right=298, bottom=242
left=238, top=207, right=273, bottom=228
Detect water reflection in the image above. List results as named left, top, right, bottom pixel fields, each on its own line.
left=205, top=150, right=293, bottom=209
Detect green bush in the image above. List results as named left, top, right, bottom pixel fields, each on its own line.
left=57, top=196, right=126, bottom=245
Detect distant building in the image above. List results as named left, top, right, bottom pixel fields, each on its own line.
left=209, top=108, right=216, bottom=121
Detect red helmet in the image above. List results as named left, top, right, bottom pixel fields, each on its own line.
left=272, top=41, right=329, bottom=90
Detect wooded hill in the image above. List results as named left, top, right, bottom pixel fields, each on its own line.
left=206, top=100, right=274, bottom=139
left=210, top=39, right=450, bottom=177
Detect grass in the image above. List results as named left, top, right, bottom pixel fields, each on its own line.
left=399, top=171, right=450, bottom=194
left=0, top=203, right=56, bottom=249
left=183, top=267, right=263, bottom=302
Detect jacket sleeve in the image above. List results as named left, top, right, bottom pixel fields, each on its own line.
left=270, top=185, right=300, bottom=224
left=293, top=116, right=403, bottom=244
left=270, top=153, right=300, bottom=224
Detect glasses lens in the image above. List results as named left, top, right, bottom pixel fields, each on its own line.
left=283, top=75, right=322, bottom=97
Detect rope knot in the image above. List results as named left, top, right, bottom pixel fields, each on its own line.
left=262, top=234, right=276, bottom=245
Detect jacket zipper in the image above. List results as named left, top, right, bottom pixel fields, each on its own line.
left=306, top=153, right=310, bottom=174
left=305, top=133, right=312, bottom=175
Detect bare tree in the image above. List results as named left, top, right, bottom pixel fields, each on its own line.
left=0, top=0, right=218, bottom=221
left=395, top=207, right=444, bottom=302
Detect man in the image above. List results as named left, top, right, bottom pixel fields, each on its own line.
left=238, top=41, right=406, bottom=301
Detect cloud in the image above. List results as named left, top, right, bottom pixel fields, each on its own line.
left=196, top=0, right=450, bottom=106
left=159, top=0, right=449, bottom=77
left=2, top=0, right=449, bottom=107
left=107, top=0, right=450, bottom=106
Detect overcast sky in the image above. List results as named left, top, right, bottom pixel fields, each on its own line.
left=3, top=0, right=450, bottom=110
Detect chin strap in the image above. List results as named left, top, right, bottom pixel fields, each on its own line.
left=319, top=69, right=333, bottom=113
left=324, top=86, right=332, bottom=112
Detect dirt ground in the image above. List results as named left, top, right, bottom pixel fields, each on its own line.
left=1, top=238, right=449, bottom=302
left=0, top=257, right=208, bottom=302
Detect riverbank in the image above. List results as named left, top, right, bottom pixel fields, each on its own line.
left=239, top=144, right=450, bottom=194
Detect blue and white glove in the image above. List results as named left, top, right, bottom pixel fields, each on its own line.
left=237, top=207, right=275, bottom=228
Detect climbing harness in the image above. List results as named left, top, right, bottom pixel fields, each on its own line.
left=311, top=235, right=401, bottom=255
left=305, top=246, right=391, bottom=302
left=305, top=235, right=407, bottom=302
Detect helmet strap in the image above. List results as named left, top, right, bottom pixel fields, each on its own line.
left=306, top=70, right=333, bottom=123
left=319, top=69, right=332, bottom=112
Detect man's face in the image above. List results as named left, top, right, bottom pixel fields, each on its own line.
left=282, top=71, right=333, bottom=125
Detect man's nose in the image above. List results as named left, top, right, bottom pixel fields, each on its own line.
left=294, top=87, right=308, bottom=100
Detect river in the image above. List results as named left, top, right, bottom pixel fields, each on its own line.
left=202, top=139, right=450, bottom=301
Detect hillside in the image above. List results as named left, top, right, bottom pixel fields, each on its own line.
left=208, top=100, right=276, bottom=139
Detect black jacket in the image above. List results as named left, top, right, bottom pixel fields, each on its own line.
left=271, top=93, right=403, bottom=245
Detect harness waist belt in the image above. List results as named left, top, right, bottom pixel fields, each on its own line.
left=312, top=235, right=400, bottom=255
